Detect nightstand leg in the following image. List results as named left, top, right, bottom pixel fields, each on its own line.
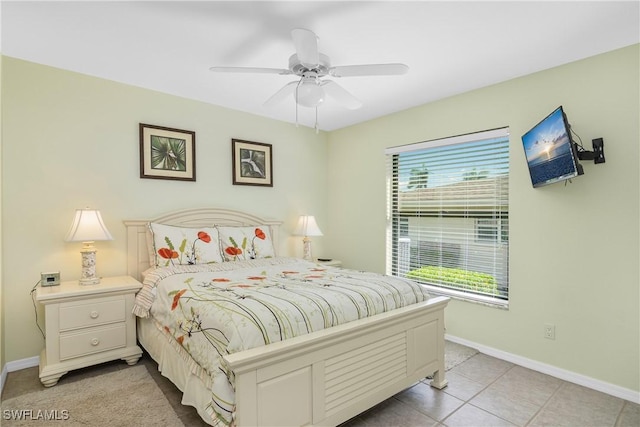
left=40, top=372, right=67, bottom=387
left=122, top=354, right=141, bottom=365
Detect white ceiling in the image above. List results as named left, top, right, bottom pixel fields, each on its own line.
left=2, top=1, right=639, bottom=131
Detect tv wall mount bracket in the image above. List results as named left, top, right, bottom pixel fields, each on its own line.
left=575, top=137, right=605, bottom=164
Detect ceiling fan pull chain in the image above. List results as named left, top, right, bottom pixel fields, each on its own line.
left=315, top=107, right=319, bottom=134
left=295, top=79, right=303, bottom=127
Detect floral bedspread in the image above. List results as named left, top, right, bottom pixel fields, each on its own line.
left=133, top=257, right=430, bottom=426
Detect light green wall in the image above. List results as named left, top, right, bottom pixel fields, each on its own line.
left=327, top=44, right=639, bottom=393
left=1, top=57, right=329, bottom=362
left=0, top=54, right=4, bottom=371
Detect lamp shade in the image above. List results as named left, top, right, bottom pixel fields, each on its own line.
left=294, top=215, right=323, bottom=237
left=65, top=209, right=113, bottom=242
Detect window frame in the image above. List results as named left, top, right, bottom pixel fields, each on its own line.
left=385, top=128, right=510, bottom=307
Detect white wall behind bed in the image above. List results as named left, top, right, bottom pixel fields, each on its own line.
left=1, top=57, right=329, bottom=365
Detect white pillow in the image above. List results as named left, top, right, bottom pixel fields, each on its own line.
left=217, top=225, right=275, bottom=261
left=148, top=223, right=223, bottom=267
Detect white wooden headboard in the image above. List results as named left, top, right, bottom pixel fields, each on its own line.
left=123, top=207, right=283, bottom=281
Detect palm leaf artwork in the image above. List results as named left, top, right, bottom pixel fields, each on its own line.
left=239, top=149, right=266, bottom=178
left=151, top=135, right=187, bottom=171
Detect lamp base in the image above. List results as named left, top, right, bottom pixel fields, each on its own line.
left=302, top=236, right=313, bottom=261
left=79, top=277, right=101, bottom=286
left=79, top=245, right=100, bottom=285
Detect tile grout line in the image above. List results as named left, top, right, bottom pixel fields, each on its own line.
left=439, top=357, right=517, bottom=426
left=612, top=400, right=627, bottom=427
left=523, top=380, right=565, bottom=426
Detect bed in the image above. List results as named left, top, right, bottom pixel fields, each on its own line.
left=125, top=207, right=449, bottom=427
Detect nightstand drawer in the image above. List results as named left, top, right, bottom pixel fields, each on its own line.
left=59, top=324, right=126, bottom=360
left=59, top=297, right=126, bottom=330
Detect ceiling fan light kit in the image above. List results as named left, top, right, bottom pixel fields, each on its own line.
left=210, top=28, right=409, bottom=130
left=294, top=78, right=324, bottom=108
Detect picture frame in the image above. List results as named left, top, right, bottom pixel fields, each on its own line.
left=140, top=123, right=196, bottom=181
left=232, top=139, right=273, bottom=187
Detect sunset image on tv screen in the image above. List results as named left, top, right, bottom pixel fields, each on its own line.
left=522, top=107, right=577, bottom=187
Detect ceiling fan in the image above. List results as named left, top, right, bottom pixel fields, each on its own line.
left=210, top=28, right=409, bottom=130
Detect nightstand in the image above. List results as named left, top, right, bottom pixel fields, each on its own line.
left=316, top=259, right=342, bottom=267
left=35, top=275, right=143, bottom=387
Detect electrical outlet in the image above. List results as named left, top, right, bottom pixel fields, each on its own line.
left=544, top=323, right=556, bottom=340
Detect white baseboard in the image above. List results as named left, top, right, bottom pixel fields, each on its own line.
left=446, top=334, right=640, bottom=405
left=0, top=356, right=40, bottom=395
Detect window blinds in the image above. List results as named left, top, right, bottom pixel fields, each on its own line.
left=385, top=128, right=510, bottom=305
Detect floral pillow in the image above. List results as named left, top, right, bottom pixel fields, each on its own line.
left=148, top=223, right=223, bottom=267
left=217, top=226, right=275, bottom=261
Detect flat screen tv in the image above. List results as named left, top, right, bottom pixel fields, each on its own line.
left=521, top=106, right=583, bottom=188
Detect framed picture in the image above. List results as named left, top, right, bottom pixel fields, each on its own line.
left=140, top=123, right=196, bottom=181
left=232, top=139, right=273, bottom=187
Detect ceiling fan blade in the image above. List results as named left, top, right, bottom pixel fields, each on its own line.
left=209, top=66, right=291, bottom=75
left=291, top=28, right=319, bottom=68
left=263, top=81, right=298, bottom=107
left=329, top=63, right=409, bottom=78
left=321, top=80, right=362, bottom=110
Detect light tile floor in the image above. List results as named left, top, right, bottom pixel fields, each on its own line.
left=342, top=352, right=640, bottom=427
left=2, top=348, right=639, bottom=427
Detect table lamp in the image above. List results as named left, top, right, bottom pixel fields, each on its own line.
left=65, top=208, right=113, bottom=285
left=294, top=215, right=323, bottom=261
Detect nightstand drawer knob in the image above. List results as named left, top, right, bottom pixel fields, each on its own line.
left=90, top=338, right=100, bottom=346
left=90, top=310, right=99, bottom=319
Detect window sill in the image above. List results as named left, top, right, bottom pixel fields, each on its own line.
left=422, top=284, right=509, bottom=310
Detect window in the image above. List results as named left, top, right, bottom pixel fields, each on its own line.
left=385, top=128, right=509, bottom=306
left=476, top=218, right=508, bottom=244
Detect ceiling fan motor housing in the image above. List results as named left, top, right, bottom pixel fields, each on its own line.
left=289, top=53, right=331, bottom=76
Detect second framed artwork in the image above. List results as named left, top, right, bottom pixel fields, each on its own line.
left=232, top=139, right=273, bottom=187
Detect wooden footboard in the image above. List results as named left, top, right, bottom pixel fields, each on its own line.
left=226, top=296, right=449, bottom=427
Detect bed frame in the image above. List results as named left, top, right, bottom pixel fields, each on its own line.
left=125, top=207, right=449, bottom=427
